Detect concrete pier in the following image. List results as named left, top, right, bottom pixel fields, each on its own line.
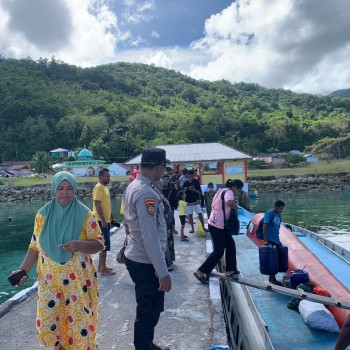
left=0, top=214, right=228, bottom=350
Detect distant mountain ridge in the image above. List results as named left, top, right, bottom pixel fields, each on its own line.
left=329, top=88, right=350, bottom=98
left=1, top=56, right=350, bottom=162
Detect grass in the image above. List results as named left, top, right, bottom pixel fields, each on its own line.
left=0, top=159, right=349, bottom=187
left=248, top=159, right=350, bottom=178
left=0, top=176, right=130, bottom=187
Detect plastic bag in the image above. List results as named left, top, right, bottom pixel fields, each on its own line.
left=298, top=300, right=340, bottom=333
left=197, top=222, right=205, bottom=237
left=116, top=237, right=127, bottom=264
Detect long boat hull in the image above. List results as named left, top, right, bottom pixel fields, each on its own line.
left=246, top=213, right=350, bottom=327
left=216, top=209, right=347, bottom=349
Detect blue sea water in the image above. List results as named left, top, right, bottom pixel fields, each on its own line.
left=0, top=198, right=122, bottom=304
left=1, top=191, right=350, bottom=304
left=249, top=191, right=350, bottom=234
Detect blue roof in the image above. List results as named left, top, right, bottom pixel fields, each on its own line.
left=77, top=147, right=93, bottom=160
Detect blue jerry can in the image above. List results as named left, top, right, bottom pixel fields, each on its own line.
left=278, top=245, right=289, bottom=272
left=259, top=245, right=278, bottom=275
left=290, top=269, right=309, bottom=289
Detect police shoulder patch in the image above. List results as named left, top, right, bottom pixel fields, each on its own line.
left=145, top=198, right=156, bottom=216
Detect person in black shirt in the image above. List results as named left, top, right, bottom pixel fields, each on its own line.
left=183, top=170, right=209, bottom=233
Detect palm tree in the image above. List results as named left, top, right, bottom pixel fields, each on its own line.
left=31, top=151, right=52, bottom=175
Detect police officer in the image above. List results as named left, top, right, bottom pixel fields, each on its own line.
left=124, top=147, right=172, bottom=350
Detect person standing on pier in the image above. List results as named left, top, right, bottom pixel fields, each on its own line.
left=124, top=147, right=172, bottom=350
left=11, top=171, right=104, bottom=350
left=194, top=179, right=243, bottom=284
left=183, top=169, right=209, bottom=234
left=93, top=167, right=117, bottom=276
left=204, top=182, right=216, bottom=219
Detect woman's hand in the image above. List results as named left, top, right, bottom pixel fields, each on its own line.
left=61, top=240, right=104, bottom=254
left=10, top=269, right=29, bottom=286
left=59, top=240, right=82, bottom=253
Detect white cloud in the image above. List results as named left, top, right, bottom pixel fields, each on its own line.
left=0, top=0, right=120, bottom=66
left=122, top=0, right=155, bottom=24
left=129, top=35, right=145, bottom=47
left=187, top=0, right=350, bottom=94
left=1, top=0, right=350, bottom=94
left=115, top=46, right=203, bottom=73
left=151, top=30, right=160, bottom=39
left=137, top=1, right=155, bottom=13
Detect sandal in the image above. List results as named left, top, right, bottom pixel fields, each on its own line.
left=189, top=230, right=194, bottom=233
left=269, top=279, right=283, bottom=286
left=183, top=235, right=189, bottom=239
left=181, top=238, right=189, bottom=242
left=225, top=270, right=241, bottom=278
left=193, top=272, right=208, bottom=284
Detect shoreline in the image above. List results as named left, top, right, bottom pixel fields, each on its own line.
left=1, top=174, right=349, bottom=202
left=0, top=182, right=129, bottom=202
left=250, top=173, right=350, bottom=193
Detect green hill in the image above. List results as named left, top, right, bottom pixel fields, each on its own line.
left=329, top=88, right=350, bottom=98
left=1, top=56, right=350, bottom=162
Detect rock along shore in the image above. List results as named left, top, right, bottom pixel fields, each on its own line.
left=0, top=174, right=349, bottom=202
left=250, top=173, right=350, bottom=193
left=0, top=182, right=129, bottom=202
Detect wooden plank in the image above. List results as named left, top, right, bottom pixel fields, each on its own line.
left=210, top=271, right=350, bottom=310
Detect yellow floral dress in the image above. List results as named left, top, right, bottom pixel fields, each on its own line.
left=29, top=211, right=104, bottom=350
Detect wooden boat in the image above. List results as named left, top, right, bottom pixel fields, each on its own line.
left=211, top=207, right=349, bottom=350
left=247, top=213, right=350, bottom=327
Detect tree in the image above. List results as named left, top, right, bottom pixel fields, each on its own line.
left=3, top=57, right=350, bottom=161
left=284, top=154, right=306, bottom=166
left=265, top=119, right=288, bottom=150
left=80, top=115, right=109, bottom=146
left=56, top=114, right=85, bottom=147
left=31, top=152, right=52, bottom=174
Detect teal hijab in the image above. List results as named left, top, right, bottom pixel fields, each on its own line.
left=39, top=171, right=90, bottom=263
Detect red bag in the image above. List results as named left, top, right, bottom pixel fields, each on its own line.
left=313, top=286, right=331, bottom=297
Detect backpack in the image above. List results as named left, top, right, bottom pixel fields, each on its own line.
left=221, top=189, right=240, bottom=235
left=256, top=211, right=275, bottom=240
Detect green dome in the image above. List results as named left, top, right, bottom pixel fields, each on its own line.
left=77, top=147, right=94, bottom=160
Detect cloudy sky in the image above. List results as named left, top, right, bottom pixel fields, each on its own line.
left=0, top=0, right=349, bottom=95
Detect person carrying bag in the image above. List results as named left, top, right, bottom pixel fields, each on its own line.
left=193, top=179, right=244, bottom=284
left=221, top=189, right=240, bottom=235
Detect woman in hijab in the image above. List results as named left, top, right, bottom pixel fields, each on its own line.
left=11, top=171, right=104, bottom=350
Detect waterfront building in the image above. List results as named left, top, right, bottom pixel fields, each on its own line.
left=125, top=142, right=252, bottom=186
left=53, top=147, right=107, bottom=176
left=49, top=148, right=75, bottom=158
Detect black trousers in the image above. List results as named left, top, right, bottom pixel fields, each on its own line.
left=125, top=257, right=165, bottom=350
left=198, top=224, right=237, bottom=275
